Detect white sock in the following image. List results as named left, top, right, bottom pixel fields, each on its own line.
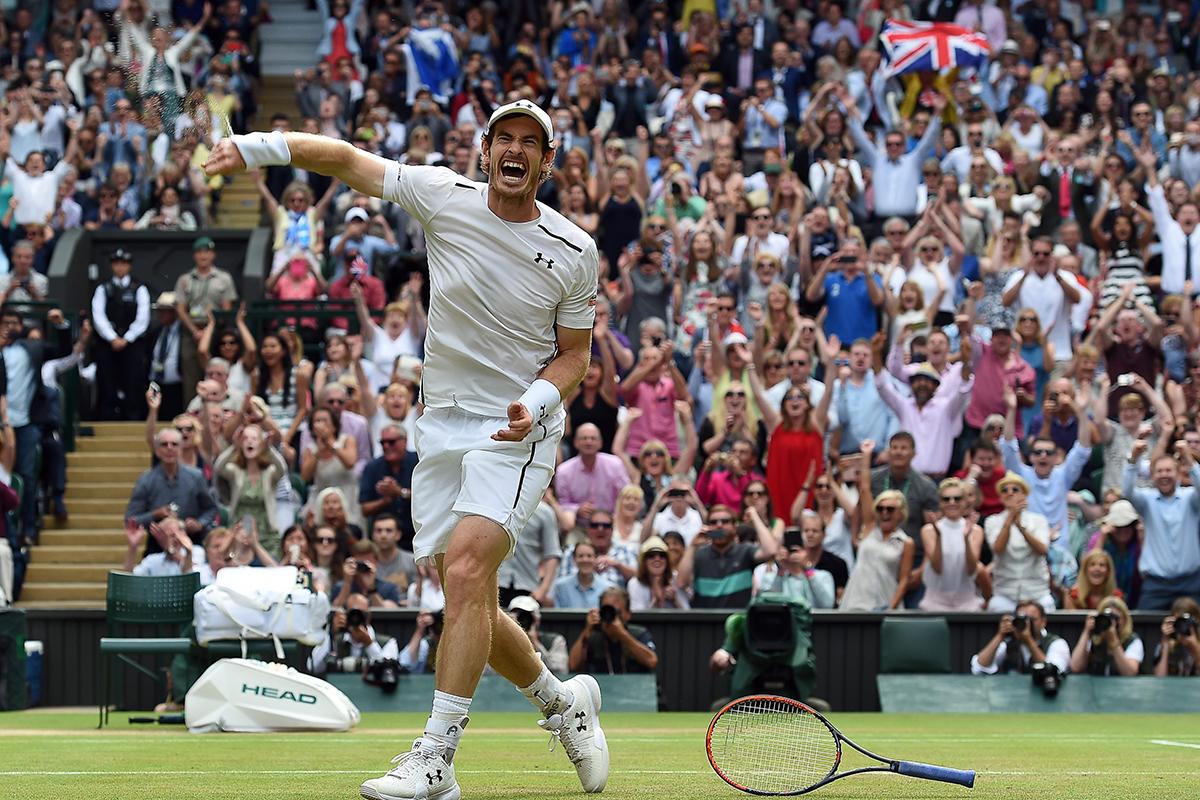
left=422, top=690, right=471, bottom=757
left=519, top=664, right=573, bottom=716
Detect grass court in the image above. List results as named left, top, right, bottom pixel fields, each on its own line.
left=0, top=709, right=1196, bottom=799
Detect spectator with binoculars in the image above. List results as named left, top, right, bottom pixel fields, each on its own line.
left=971, top=600, right=1071, bottom=681
left=1153, top=597, right=1200, bottom=677
left=568, top=586, right=658, bottom=675
left=1069, top=596, right=1144, bottom=676
left=308, top=592, right=399, bottom=677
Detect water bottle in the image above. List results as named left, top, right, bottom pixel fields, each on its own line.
left=24, top=641, right=43, bottom=707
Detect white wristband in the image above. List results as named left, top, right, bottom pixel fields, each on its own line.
left=518, top=379, right=561, bottom=421
left=231, top=131, right=292, bottom=170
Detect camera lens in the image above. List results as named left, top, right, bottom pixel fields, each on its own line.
left=600, top=604, right=618, bottom=624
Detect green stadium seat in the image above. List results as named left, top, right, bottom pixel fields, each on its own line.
left=98, top=571, right=201, bottom=727
left=879, top=616, right=952, bottom=674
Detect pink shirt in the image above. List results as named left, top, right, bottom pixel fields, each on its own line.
left=877, top=365, right=973, bottom=476
left=966, top=335, right=1035, bottom=438
left=554, top=453, right=632, bottom=514
left=624, top=375, right=681, bottom=457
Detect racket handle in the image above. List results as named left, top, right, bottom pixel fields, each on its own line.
left=896, top=761, right=976, bottom=788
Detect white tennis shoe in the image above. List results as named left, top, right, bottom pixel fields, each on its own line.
left=360, top=740, right=460, bottom=800
left=538, top=674, right=610, bottom=793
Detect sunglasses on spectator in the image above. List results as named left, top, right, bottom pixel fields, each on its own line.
left=643, top=449, right=667, bottom=458
left=726, top=390, right=746, bottom=398
left=876, top=505, right=900, bottom=514
left=709, top=517, right=734, bottom=524
left=589, top=521, right=613, bottom=529
left=787, top=359, right=809, bottom=366
left=744, top=489, right=766, bottom=497
left=176, top=426, right=196, bottom=433
left=940, top=494, right=964, bottom=502
left=1031, top=448, right=1056, bottom=457
left=315, top=536, right=337, bottom=544
left=380, top=437, right=404, bottom=446
left=1032, top=249, right=1052, bottom=257
left=646, top=222, right=665, bottom=230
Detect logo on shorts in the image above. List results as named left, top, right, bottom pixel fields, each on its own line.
left=534, top=253, right=555, bottom=269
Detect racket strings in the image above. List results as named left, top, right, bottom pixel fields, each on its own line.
left=709, top=698, right=839, bottom=794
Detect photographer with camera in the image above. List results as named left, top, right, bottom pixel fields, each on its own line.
left=507, top=596, right=569, bottom=675
left=308, top=593, right=399, bottom=683
left=1069, top=596, right=1144, bottom=676
left=399, top=609, right=444, bottom=675
left=568, top=587, right=658, bottom=675
left=331, top=540, right=403, bottom=608
left=1153, top=597, right=1200, bottom=676
left=971, top=600, right=1071, bottom=695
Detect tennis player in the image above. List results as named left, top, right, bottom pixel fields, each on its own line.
left=204, top=100, right=608, bottom=800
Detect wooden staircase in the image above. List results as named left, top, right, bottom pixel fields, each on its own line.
left=18, top=422, right=148, bottom=609
left=213, top=75, right=301, bottom=229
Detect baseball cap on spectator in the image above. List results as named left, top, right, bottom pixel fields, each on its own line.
left=705, top=95, right=725, bottom=110
left=154, top=291, right=177, bottom=309
left=110, top=248, right=133, bottom=263
left=45, top=60, right=65, bottom=74
left=996, top=471, right=1029, bottom=494
left=193, top=236, right=216, bottom=251
left=484, top=99, right=554, bottom=144
left=345, top=208, right=370, bottom=224
left=1103, top=500, right=1139, bottom=527
left=508, top=595, right=541, bottom=619
left=1000, top=39, right=1020, bottom=55
left=723, top=331, right=750, bottom=347
left=568, top=1, right=592, bottom=17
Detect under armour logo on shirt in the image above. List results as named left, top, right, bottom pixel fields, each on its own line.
left=534, top=253, right=555, bottom=269
left=427, top=770, right=443, bottom=785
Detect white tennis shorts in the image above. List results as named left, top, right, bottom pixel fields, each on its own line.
left=410, top=405, right=564, bottom=563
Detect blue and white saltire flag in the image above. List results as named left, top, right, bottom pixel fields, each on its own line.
left=402, top=25, right=460, bottom=105
left=880, top=19, right=991, bottom=77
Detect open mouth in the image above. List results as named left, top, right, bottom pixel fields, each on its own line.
left=499, top=159, right=527, bottom=184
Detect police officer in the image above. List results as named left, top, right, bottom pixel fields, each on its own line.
left=91, top=248, right=151, bottom=420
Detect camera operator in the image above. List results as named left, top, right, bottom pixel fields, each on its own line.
left=971, top=600, right=1070, bottom=690
left=507, top=596, right=568, bottom=675
left=331, top=540, right=402, bottom=608
left=399, top=609, right=444, bottom=674
left=308, top=593, right=398, bottom=678
left=1069, top=596, right=1144, bottom=676
left=1153, top=597, right=1200, bottom=676
left=568, top=587, right=659, bottom=674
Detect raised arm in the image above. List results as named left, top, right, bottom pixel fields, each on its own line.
left=205, top=132, right=390, bottom=199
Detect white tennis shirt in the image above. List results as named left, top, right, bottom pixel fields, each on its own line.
left=383, top=163, right=598, bottom=418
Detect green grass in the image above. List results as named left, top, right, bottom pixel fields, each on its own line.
left=0, top=710, right=1196, bottom=799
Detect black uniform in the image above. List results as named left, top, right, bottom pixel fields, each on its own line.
left=93, top=274, right=151, bottom=420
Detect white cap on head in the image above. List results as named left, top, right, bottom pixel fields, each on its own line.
left=485, top=99, right=554, bottom=144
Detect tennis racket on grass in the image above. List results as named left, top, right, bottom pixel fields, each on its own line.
left=706, top=695, right=975, bottom=795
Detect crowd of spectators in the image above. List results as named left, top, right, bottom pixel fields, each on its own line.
left=1, top=1, right=1199, bottom=678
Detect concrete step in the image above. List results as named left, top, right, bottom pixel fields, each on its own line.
left=30, top=545, right=128, bottom=563
left=16, top=600, right=106, bottom=609
left=19, top=582, right=107, bottom=602
left=76, top=436, right=150, bottom=454
left=43, top=513, right=124, bottom=530
left=68, top=466, right=146, bottom=484
left=26, top=563, right=117, bottom=583
left=67, top=451, right=152, bottom=468
left=64, top=483, right=140, bottom=500
left=40, top=530, right=126, bottom=546
left=59, top=498, right=130, bottom=515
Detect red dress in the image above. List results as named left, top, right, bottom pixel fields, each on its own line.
left=766, top=426, right=824, bottom=523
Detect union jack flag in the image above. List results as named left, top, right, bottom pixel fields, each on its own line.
left=880, top=19, right=991, bottom=77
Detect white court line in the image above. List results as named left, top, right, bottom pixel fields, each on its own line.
left=3, top=768, right=1199, bottom=778
left=1150, top=739, right=1200, bottom=750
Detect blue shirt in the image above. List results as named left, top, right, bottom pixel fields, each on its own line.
left=2, top=344, right=35, bottom=427
left=1001, top=437, right=1091, bottom=543
left=358, top=453, right=418, bottom=537
left=823, top=271, right=881, bottom=343
left=1123, top=462, right=1200, bottom=580
left=329, top=233, right=401, bottom=278
left=834, top=372, right=897, bottom=454
left=552, top=574, right=612, bottom=609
